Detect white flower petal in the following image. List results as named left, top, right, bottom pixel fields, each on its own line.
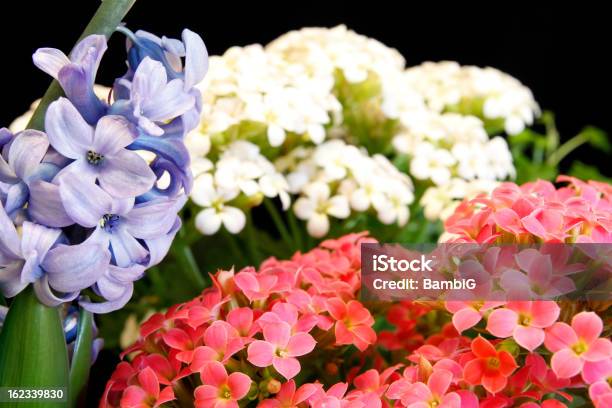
left=195, top=208, right=222, bottom=235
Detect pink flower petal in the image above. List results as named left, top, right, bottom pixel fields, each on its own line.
left=529, top=301, right=560, bottom=328
left=226, top=307, right=253, bottom=336
left=247, top=340, right=275, bottom=367
left=162, top=328, right=192, bottom=351
left=326, top=298, right=347, bottom=320
left=514, top=325, right=545, bottom=351
left=263, top=321, right=291, bottom=348
left=294, top=383, right=318, bottom=404
left=583, top=338, right=612, bottom=362
left=526, top=254, right=553, bottom=287
left=451, top=307, right=482, bottom=333
left=121, top=386, right=147, bottom=407
left=191, top=346, right=219, bottom=372
left=582, top=359, right=612, bottom=384
left=228, top=372, right=251, bottom=400
left=286, top=332, right=316, bottom=357
left=194, top=385, right=218, bottom=406
left=272, top=356, right=301, bottom=380
left=138, top=367, right=160, bottom=397
left=493, top=208, right=523, bottom=235
left=402, top=383, right=432, bottom=405
left=545, top=323, right=577, bottom=352
left=482, top=372, right=507, bottom=394
left=200, top=361, right=228, bottom=388
left=428, top=369, right=452, bottom=396
left=204, top=321, right=229, bottom=352
left=572, top=311, right=603, bottom=344
left=439, top=392, right=461, bottom=408
left=551, top=348, right=583, bottom=378
left=486, top=308, right=518, bottom=338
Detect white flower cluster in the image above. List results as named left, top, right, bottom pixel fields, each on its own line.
left=278, top=140, right=414, bottom=238
left=190, top=141, right=290, bottom=235
left=393, top=112, right=515, bottom=186
left=185, top=27, right=541, bottom=231
left=392, top=111, right=514, bottom=220
left=403, top=61, right=540, bottom=135
left=267, top=25, right=405, bottom=86
left=420, top=178, right=499, bottom=221
left=193, top=43, right=340, bottom=148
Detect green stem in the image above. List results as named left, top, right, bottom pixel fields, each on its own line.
left=69, top=306, right=94, bottom=408
left=222, top=229, right=246, bottom=266
left=546, top=132, right=590, bottom=167
left=0, top=287, right=69, bottom=408
left=263, top=199, right=294, bottom=250
left=245, top=212, right=262, bottom=265
left=287, top=211, right=304, bottom=252
left=26, top=0, right=137, bottom=131
left=171, top=238, right=206, bottom=290
left=542, top=111, right=560, bottom=156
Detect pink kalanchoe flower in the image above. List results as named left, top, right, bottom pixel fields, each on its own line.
left=589, top=380, right=612, bottom=408
left=445, top=300, right=504, bottom=333
left=544, top=311, right=612, bottom=379
left=161, top=327, right=202, bottom=363
left=581, top=357, right=612, bottom=384
left=119, top=367, right=175, bottom=408
left=444, top=177, right=612, bottom=244
left=500, top=250, right=576, bottom=299
left=327, top=298, right=376, bottom=352
left=190, top=321, right=245, bottom=373
left=247, top=321, right=316, bottom=380
left=234, top=268, right=279, bottom=302
left=257, top=302, right=319, bottom=334
left=194, top=361, right=251, bottom=408
left=286, top=290, right=334, bottom=331
left=486, top=301, right=560, bottom=351
left=353, top=367, right=399, bottom=397
left=388, top=369, right=460, bottom=408
left=259, top=380, right=319, bottom=408
left=142, top=354, right=191, bottom=386
left=308, top=382, right=365, bottom=408
left=225, top=307, right=255, bottom=338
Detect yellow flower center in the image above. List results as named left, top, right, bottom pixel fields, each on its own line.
left=518, top=313, right=532, bottom=326
left=487, top=357, right=500, bottom=369
left=571, top=340, right=588, bottom=355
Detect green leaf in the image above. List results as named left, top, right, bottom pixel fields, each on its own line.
left=568, top=161, right=612, bottom=183
left=68, top=307, right=94, bottom=408
left=582, top=126, right=611, bottom=153
left=0, top=287, right=69, bottom=408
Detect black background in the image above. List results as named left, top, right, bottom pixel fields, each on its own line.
left=1, top=2, right=610, bottom=401
left=2, top=3, right=610, bottom=172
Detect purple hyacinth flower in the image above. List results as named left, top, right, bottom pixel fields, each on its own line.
left=79, top=263, right=144, bottom=314
left=45, top=97, right=156, bottom=199
left=115, top=28, right=207, bottom=134
left=0, top=129, right=72, bottom=227
left=121, top=28, right=208, bottom=89
left=112, top=57, right=196, bottom=136
left=0, top=128, right=11, bottom=148
left=33, top=35, right=109, bottom=123
left=0, top=129, right=69, bottom=222
left=59, top=172, right=181, bottom=268
left=0, top=204, right=109, bottom=306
